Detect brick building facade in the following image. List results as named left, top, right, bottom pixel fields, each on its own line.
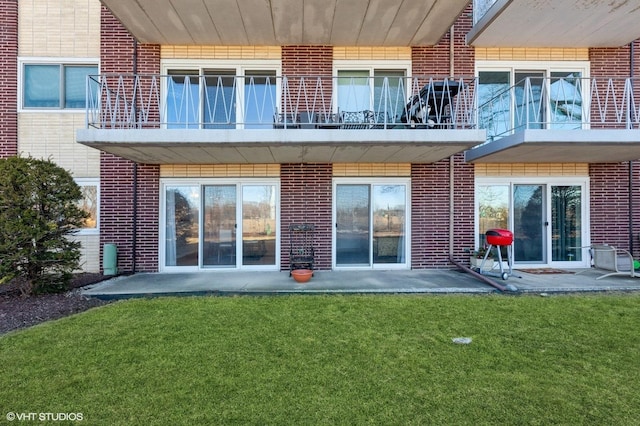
left=4, top=1, right=640, bottom=276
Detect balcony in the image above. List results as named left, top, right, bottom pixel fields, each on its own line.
left=466, top=76, right=640, bottom=163
left=77, top=75, right=484, bottom=164
left=468, top=0, right=640, bottom=47
left=100, top=0, right=469, bottom=46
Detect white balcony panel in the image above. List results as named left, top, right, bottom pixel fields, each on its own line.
left=101, top=0, right=469, bottom=46
left=77, top=129, right=485, bottom=164
left=468, top=0, right=640, bottom=48
left=465, top=130, right=640, bottom=163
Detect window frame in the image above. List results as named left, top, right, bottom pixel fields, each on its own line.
left=18, top=58, right=100, bottom=111
left=74, top=178, right=100, bottom=235
left=332, top=60, right=412, bottom=118
left=476, top=60, right=591, bottom=135
left=161, top=59, right=282, bottom=129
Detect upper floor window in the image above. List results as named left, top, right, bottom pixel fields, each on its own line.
left=477, top=61, right=589, bottom=139
left=334, top=62, right=410, bottom=123
left=163, top=61, right=280, bottom=129
left=22, top=63, right=98, bottom=109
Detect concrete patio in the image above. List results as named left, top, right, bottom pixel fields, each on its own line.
left=82, top=267, right=640, bottom=299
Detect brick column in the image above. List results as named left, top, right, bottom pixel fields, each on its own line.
left=0, top=0, right=18, bottom=158
left=281, top=163, right=332, bottom=271
left=411, top=154, right=474, bottom=268
left=100, top=6, right=160, bottom=273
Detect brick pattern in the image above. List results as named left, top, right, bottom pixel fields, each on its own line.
left=0, top=0, right=18, bottom=158
left=281, top=46, right=333, bottom=113
left=100, top=6, right=160, bottom=273
left=589, top=42, right=640, bottom=257
left=280, top=164, right=332, bottom=271
left=18, top=0, right=100, bottom=57
left=411, top=154, right=474, bottom=268
left=411, top=3, right=474, bottom=78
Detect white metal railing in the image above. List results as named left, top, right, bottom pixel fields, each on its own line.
left=477, top=76, right=640, bottom=141
left=85, top=74, right=478, bottom=130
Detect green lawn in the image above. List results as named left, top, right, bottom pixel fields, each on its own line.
left=1, top=294, right=640, bottom=425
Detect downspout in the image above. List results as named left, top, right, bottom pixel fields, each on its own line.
left=449, top=25, right=455, bottom=260
left=132, top=39, right=138, bottom=273
left=630, top=41, right=635, bottom=256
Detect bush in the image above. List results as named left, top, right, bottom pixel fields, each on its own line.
left=0, top=156, right=89, bottom=296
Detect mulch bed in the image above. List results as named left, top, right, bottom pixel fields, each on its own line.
left=0, top=273, right=113, bottom=335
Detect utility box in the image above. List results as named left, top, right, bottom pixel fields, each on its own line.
left=103, top=243, right=118, bottom=275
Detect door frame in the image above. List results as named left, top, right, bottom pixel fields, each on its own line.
left=159, top=178, right=280, bottom=272
left=475, top=176, right=591, bottom=269
left=332, top=177, right=411, bottom=270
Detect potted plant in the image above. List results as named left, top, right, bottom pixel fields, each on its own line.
left=469, top=246, right=494, bottom=271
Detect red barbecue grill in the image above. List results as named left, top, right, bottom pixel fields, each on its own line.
left=479, top=228, right=514, bottom=280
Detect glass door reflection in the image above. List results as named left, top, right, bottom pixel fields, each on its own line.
left=242, top=185, right=277, bottom=266
left=336, top=185, right=371, bottom=265
left=202, top=185, right=236, bottom=267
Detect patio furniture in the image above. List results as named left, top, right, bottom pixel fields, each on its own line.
left=340, top=110, right=375, bottom=129
left=273, top=112, right=300, bottom=128
left=289, top=223, right=315, bottom=275
left=400, top=80, right=460, bottom=128
left=588, top=244, right=638, bottom=279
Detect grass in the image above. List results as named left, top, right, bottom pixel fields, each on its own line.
left=1, top=294, right=640, bottom=425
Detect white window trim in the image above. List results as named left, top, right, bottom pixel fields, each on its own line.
left=161, top=59, right=282, bottom=129
left=18, top=57, right=100, bottom=112
left=332, top=60, right=412, bottom=113
left=74, top=177, right=100, bottom=235
left=332, top=177, right=411, bottom=271
left=475, top=60, right=591, bottom=78
left=474, top=176, right=591, bottom=269
left=159, top=178, right=281, bottom=273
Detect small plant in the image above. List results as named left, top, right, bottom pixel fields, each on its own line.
left=471, top=246, right=493, bottom=259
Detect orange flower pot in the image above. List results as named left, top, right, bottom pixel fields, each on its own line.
left=291, top=269, right=313, bottom=283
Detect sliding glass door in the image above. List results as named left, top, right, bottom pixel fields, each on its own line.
left=163, top=181, right=278, bottom=271
left=334, top=180, right=409, bottom=269
left=477, top=179, right=587, bottom=267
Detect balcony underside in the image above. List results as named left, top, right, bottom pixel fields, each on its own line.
left=77, top=129, right=485, bottom=164
left=465, top=130, right=640, bottom=163
left=101, top=0, right=469, bottom=46
left=468, top=0, right=640, bottom=47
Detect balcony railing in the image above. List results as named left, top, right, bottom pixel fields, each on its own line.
left=85, top=74, right=478, bottom=130
left=478, top=76, right=640, bottom=140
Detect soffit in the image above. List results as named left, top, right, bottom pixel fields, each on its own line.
left=100, top=0, right=469, bottom=46
left=468, top=0, right=640, bottom=48
left=465, top=130, right=640, bottom=163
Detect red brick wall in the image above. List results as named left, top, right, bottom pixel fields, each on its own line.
left=100, top=6, right=160, bottom=273
left=413, top=3, right=474, bottom=78
left=280, top=163, right=332, bottom=270
left=410, top=8, right=475, bottom=268
left=589, top=42, right=640, bottom=257
left=281, top=46, right=333, bottom=115
left=0, top=0, right=17, bottom=158
left=411, top=154, right=474, bottom=268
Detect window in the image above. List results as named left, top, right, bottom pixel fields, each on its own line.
left=336, top=69, right=408, bottom=122
left=477, top=62, right=589, bottom=138
left=334, top=62, right=411, bottom=123
left=23, top=63, right=98, bottom=109
left=75, top=179, right=99, bottom=233
left=163, top=61, right=279, bottom=129
left=476, top=178, right=588, bottom=267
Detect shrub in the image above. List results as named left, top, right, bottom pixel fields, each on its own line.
left=0, top=156, right=89, bottom=296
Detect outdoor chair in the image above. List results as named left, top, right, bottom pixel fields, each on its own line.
left=289, top=223, right=315, bottom=275
left=588, top=244, right=638, bottom=279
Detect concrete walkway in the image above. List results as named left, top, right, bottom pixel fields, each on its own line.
left=82, top=267, right=640, bottom=299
